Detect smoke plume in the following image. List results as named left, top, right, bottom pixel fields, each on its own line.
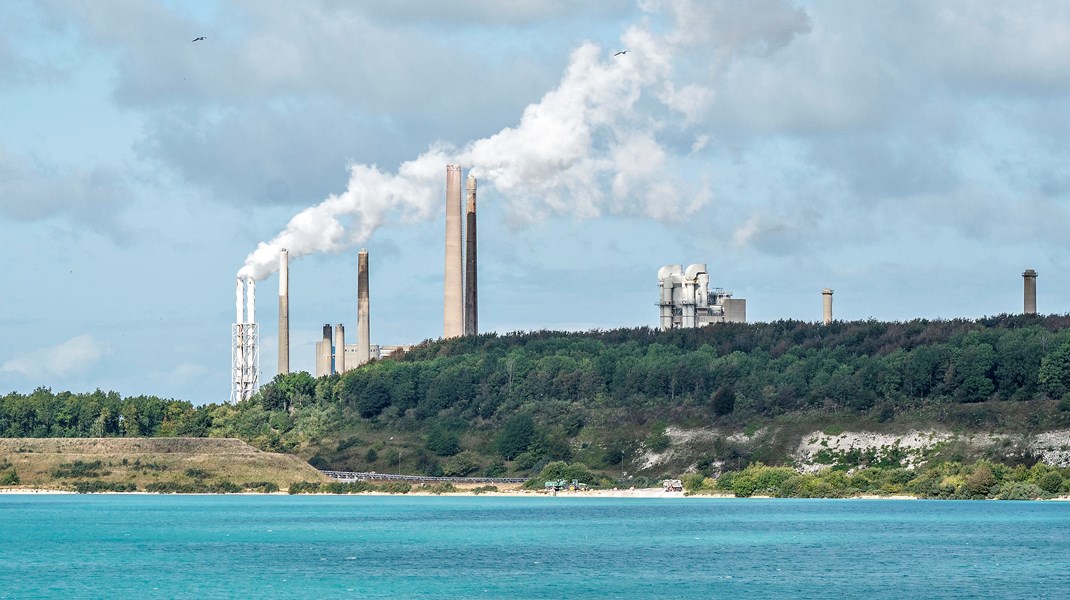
left=238, top=0, right=809, bottom=280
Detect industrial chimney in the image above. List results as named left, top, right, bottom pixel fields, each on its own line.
left=278, top=249, right=289, bottom=375
left=822, top=289, right=834, bottom=325
left=334, top=323, right=346, bottom=374
left=315, top=324, right=333, bottom=378
left=1023, top=269, right=1038, bottom=315
left=464, top=174, right=478, bottom=337
left=357, top=249, right=371, bottom=364
left=231, top=277, right=260, bottom=402
left=444, top=165, right=463, bottom=338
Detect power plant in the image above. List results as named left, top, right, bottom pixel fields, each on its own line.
left=234, top=159, right=1050, bottom=398
left=231, top=277, right=259, bottom=402
left=657, top=264, right=746, bottom=330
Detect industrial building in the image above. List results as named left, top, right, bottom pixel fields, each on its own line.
left=657, top=264, right=745, bottom=329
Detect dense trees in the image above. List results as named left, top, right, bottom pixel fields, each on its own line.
left=5, top=315, right=1070, bottom=477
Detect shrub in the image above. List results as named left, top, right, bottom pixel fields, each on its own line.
left=378, top=481, right=413, bottom=494
left=731, top=475, right=756, bottom=498
left=244, top=481, right=280, bottom=493
left=72, top=480, right=136, bottom=493
left=1036, top=471, right=1063, bottom=494
left=422, top=482, right=455, bottom=495
left=496, top=414, right=536, bottom=460
left=427, top=427, right=462, bottom=457
left=997, top=483, right=1044, bottom=500
left=185, top=468, right=210, bottom=480
left=471, top=485, right=499, bottom=494
left=288, top=482, right=322, bottom=494
left=52, top=460, right=106, bottom=478
left=681, top=473, right=707, bottom=493
left=441, top=452, right=481, bottom=477
left=0, top=469, right=19, bottom=486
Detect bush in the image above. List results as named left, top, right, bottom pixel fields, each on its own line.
left=681, top=472, right=707, bottom=493
left=471, top=485, right=499, bottom=494
left=72, top=480, right=137, bottom=493
left=997, top=482, right=1044, bottom=500
left=52, top=460, right=106, bottom=478
left=496, top=414, right=536, bottom=460
left=441, top=452, right=481, bottom=477
left=244, top=481, right=280, bottom=493
left=1036, top=471, right=1063, bottom=494
left=379, top=481, right=412, bottom=494
left=422, top=482, right=456, bottom=494
left=288, top=482, right=322, bottom=494
left=0, top=469, right=19, bottom=486
left=483, top=460, right=506, bottom=477
left=427, top=427, right=462, bottom=457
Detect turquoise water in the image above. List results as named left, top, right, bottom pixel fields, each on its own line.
left=1, top=496, right=1069, bottom=599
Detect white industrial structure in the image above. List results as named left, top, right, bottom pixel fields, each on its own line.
left=657, top=264, right=746, bottom=330
left=231, top=277, right=260, bottom=402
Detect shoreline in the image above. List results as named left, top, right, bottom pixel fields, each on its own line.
left=4, top=487, right=1068, bottom=500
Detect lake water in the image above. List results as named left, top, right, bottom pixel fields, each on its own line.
left=1, top=495, right=1068, bottom=598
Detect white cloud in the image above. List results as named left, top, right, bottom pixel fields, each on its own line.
left=0, top=334, right=110, bottom=378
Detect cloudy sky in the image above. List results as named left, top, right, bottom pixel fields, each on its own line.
left=2, top=0, right=1069, bottom=404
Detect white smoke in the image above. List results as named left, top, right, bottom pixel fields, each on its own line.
left=238, top=0, right=809, bottom=280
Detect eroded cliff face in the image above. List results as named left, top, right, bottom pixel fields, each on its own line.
left=632, top=426, right=1070, bottom=475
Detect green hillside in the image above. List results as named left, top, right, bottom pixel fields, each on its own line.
left=5, top=315, right=1070, bottom=483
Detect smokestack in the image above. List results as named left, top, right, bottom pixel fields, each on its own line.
left=334, top=323, right=346, bottom=374
left=444, top=165, right=463, bottom=338
left=357, top=249, right=371, bottom=364
left=246, top=277, right=255, bottom=324
left=1024, top=269, right=1038, bottom=315
left=315, top=324, right=333, bottom=377
left=278, top=249, right=289, bottom=375
left=822, top=289, right=833, bottom=325
left=235, top=278, right=244, bottom=324
left=464, top=174, right=478, bottom=336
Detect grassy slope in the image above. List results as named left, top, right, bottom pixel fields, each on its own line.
left=0, top=437, right=329, bottom=490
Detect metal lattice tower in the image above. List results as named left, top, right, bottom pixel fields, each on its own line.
left=230, top=278, right=260, bottom=403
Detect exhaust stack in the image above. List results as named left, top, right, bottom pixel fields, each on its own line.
left=1024, top=269, right=1037, bottom=314
left=357, top=249, right=371, bottom=364
left=334, top=323, right=346, bottom=374
left=278, top=249, right=289, bottom=375
left=444, top=165, right=463, bottom=338
left=464, top=174, right=478, bottom=336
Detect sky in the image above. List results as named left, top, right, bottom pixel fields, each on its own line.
left=2, top=0, right=1070, bottom=405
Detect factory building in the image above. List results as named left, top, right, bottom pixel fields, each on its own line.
left=657, top=264, right=745, bottom=330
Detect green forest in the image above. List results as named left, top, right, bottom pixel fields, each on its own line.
left=4, top=315, right=1070, bottom=482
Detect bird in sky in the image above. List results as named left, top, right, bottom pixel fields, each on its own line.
left=614, top=50, right=628, bottom=56
left=192, top=36, right=206, bottom=42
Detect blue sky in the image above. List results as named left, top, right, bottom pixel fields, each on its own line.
left=2, top=0, right=1069, bottom=404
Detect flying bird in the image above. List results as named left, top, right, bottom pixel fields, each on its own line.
left=192, top=36, right=206, bottom=42
left=614, top=50, right=628, bottom=56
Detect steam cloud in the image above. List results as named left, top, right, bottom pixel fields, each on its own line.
left=238, top=0, right=809, bottom=280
